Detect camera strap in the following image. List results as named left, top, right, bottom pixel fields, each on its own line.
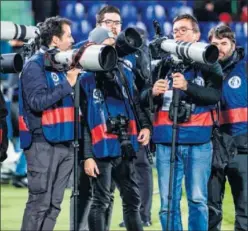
left=210, top=103, right=220, bottom=128
left=70, top=42, right=95, bottom=69
left=95, top=73, right=131, bottom=120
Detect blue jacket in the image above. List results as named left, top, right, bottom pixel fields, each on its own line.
left=19, top=47, right=74, bottom=148
left=80, top=55, right=151, bottom=159
left=220, top=58, right=247, bottom=136
left=152, top=68, right=214, bottom=144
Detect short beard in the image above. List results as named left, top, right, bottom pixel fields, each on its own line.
left=220, top=44, right=235, bottom=61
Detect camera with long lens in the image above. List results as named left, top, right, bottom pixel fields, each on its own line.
left=149, top=38, right=219, bottom=65
left=0, top=21, right=39, bottom=41
left=115, top=27, right=143, bottom=57
left=106, top=114, right=136, bottom=161
left=44, top=41, right=118, bottom=72
left=0, top=53, right=23, bottom=73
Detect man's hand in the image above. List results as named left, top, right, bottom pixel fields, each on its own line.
left=172, top=72, right=188, bottom=91
left=66, top=68, right=81, bottom=87
left=84, top=158, right=99, bottom=178
left=152, top=79, right=169, bottom=96
left=137, top=128, right=150, bottom=146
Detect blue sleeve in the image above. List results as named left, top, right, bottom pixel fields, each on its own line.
left=22, top=61, right=73, bottom=112
left=222, top=65, right=248, bottom=109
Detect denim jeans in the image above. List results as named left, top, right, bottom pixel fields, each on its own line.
left=156, top=142, right=212, bottom=231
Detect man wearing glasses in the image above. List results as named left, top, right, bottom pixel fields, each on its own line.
left=81, top=5, right=151, bottom=231
left=147, top=14, right=222, bottom=230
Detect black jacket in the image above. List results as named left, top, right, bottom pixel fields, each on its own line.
left=140, top=59, right=223, bottom=109
left=81, top=72, right=152, bottom=160
left=0, top=90, right=8, bottom=162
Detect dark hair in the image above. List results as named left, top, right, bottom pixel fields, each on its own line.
left=208, top=25, right=236, bottom=44
left=173, top=14, right=200, bottom=33
left=96, top=5, right=121, bottom=25
left=39, top=16, right=72, bottom=47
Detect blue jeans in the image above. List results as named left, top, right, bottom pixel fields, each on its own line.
left=156, top=142, right=212, bottom=231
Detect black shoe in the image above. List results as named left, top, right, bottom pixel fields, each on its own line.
left=119, top=221, right=125, bottom=227
left=142, top=221, right=152, bottom=227
left=12, top=175, right=28, bottom=188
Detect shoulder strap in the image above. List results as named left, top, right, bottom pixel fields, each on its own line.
left=211, top=103, right=220, bottom=128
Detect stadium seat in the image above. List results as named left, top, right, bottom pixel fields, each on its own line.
left=60, top=2, right=86, bottom=20
left=124, top=20, right=148, bottom=33
left=121, top=3, right=138, bottom=28
left=163, top=22, right=173, bottom=36
left=71, top=20, right=92, bottom=43
left=141, top=4, right=166, bottom=31
left=87, top=3, right=107, bottom=23
left=199, top=22, right=219, bottom=40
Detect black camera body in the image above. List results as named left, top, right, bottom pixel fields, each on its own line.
left=106, top=114, right=136, bottom=160
left=169, top=101, right=194, bottom=123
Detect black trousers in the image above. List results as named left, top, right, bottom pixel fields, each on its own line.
left=208, top=154, right=248, bottom=231
left=88, top=157, right=143, bottom=231
left=21, top=142, right=74, bottom=231
left=70, top=146, right=153, bottom=231
left=129, top=146, right=153, bottom=223
left=70, top=168, right=115, bottom=231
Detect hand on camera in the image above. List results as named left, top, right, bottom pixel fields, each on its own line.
left=152, top=79, right=169, bottom=96
left=172, top=72, right=188, bottom=91
left=137, top=128, right=151, bottom=146
left=84, top=158, right=100, bottom=178
left=66, top=68, right=81, bottom=87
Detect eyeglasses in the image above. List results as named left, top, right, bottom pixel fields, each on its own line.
left=173, top=27, right=195, bottom=35
left=100, top=20, right=122, bottom=26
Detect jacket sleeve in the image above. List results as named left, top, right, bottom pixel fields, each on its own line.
left=22, top=61, right=73, bottom=112
left=0, top=91, right=8, bottom=162
left=185, top=62, right=223, bottom=105
left=79, top=87, right=94, bottom=160
left=83, top=121, right=94, bottom=159
left=133, top=87, right=152, bottom=131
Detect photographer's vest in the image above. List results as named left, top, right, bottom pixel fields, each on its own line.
left=153, top=69, right=213, bottom=144
left=220, top=60, right=248, bottom=136
left=19, top=53, right=75, bottom=149
left=80, top=67, right=139, bottom=158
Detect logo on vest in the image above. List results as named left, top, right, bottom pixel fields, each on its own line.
left=93, top=88, right=104, bottom=104
left=123, top=59, right=133, bottom=71
left=228, top=76, right=241, bottom=89
left=194, top=76, right=205, bottom=86
left=51, top=72, right=60, bottom=86
left=121, top=86, right=128, bottom=99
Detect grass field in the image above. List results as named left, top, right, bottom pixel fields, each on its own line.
left=1, top=170, right=234, bottom=231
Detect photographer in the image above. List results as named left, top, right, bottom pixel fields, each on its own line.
left=119, top=27, right=154, bottom=228
left=207, top=25, right=248, bottom=231
left=0, top=90, right=8, bottom=162
left=144, top=14, right=223, bottom=230
left=19, top=16, right=81, bottom=231
left=80, top=6, right=151, bottom=231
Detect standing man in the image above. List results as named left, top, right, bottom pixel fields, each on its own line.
left=208, top=25, right=248, bottom=231
left=20, top=16, right=80, bottom=231
left=119, top=27, right=154, bottom=228
left=145, top=14, right=223, bottom=230
left=81, top=5, right=152, bottom=231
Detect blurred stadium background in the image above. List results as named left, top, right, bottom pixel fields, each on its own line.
left=0, top=0, right=247, bottom=230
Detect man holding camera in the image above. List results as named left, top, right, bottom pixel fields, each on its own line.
left=20, top=16, right=81, bottom=231
left=148, top=14, right=222, bottom=230
left=207, top=25, right=248, bottom=231
left=80, top=5, right=151, bottom=231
